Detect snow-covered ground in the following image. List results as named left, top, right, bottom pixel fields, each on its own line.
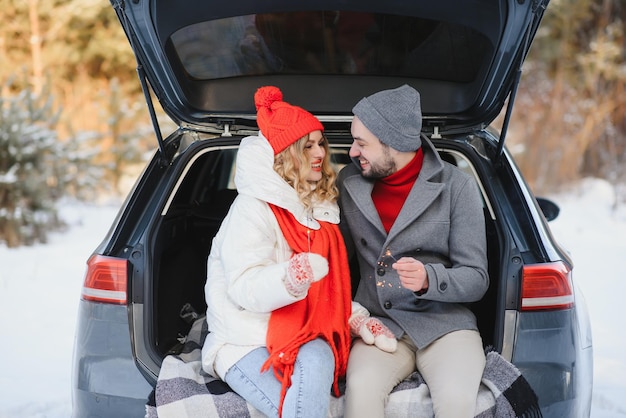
left=0, top=177, right=625, bottom=417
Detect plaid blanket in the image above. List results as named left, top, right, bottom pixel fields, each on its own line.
left=146, top=317, right=542, bottom=418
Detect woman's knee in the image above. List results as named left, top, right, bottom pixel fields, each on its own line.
left=296, top=339, right=334, bottom=379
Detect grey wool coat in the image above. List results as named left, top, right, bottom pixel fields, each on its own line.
left=337, top=137, right=489, bottom=349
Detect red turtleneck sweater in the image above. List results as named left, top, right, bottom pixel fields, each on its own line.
left=371, top=149, right=424, bottom=233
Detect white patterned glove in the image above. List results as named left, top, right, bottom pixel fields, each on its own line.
left=349, top=302, right=397, bottom=353
left=284, top=252, right=329, bottom=297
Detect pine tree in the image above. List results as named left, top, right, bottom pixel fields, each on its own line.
left=0, top=77, right=99, bottom=247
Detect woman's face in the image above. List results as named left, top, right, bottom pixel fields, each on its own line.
left=302, top=130, right=326, bottom=183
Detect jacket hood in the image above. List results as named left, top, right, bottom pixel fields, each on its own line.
left=234, top=134, right=339, bottom=228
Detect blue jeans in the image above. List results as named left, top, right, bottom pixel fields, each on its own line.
left=224, top=338, right=334, bottom=418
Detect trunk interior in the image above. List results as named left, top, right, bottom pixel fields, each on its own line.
left=148, top=138, right=501, bottom=363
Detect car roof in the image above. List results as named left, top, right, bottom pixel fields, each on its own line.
left=112, top=0, right=548, bottom=136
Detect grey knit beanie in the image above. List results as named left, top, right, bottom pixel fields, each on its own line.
left=352, top=84, right=422, bottom=151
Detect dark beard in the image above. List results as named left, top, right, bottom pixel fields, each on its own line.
left=362, top=147, right=396, bottom=179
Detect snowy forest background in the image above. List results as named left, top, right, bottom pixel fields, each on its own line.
left=1, top=0, right=626, bottom=247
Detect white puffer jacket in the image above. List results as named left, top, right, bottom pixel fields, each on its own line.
left=201, top=134, right=341, bottom=379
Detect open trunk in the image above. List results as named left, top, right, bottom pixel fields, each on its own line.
left=140, top=134, right=503, bottom=372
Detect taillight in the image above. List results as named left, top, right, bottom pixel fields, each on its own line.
left=81, top=254, right=128, bottom=304
left=521, top=261, right=574, bottom=311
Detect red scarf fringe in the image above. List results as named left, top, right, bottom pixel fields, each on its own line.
left=263, top=204, right=352, bottom=417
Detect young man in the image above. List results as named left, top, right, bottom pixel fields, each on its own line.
left=338, top=84, right=489, bottom=418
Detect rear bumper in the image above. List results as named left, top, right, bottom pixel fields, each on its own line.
left=72, top=300, right=153, bottom=417
left=513, top=307, right=593, bottom=417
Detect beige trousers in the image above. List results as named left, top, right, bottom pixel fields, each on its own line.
left=344, top=329, right=485, bottom=418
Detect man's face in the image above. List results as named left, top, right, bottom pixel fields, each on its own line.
left=349, top=116, right=396, bottom=178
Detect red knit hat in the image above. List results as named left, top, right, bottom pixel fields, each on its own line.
left=254, top=86, right=324, bottom=155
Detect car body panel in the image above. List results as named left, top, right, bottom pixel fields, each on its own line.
left=72, top=301, right=152, bottom=416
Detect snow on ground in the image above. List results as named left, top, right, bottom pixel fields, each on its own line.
left=0, top=178, right=625, bottom=417
left=0, top=201, right=120, bottom=418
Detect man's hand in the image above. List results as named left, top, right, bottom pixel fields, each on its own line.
left=393, top=257, right=429, bottom=294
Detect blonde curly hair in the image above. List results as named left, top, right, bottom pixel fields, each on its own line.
left=273, top=133, right=338, bottom=210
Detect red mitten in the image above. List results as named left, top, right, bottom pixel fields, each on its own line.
left=349, top=302, right=397, bottom=353
left=284, top=252, right=329, bottom=297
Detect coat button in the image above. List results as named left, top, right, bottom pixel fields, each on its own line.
left=360, top=238, right=367, bottom=246
left=439, top=282, right=448, bottom=291
left=384, top=301, right=392, bottom=309
left=377, top=267, right=386, bottom=276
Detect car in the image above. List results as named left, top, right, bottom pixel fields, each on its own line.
left=71, top=0, right=593, bottom=416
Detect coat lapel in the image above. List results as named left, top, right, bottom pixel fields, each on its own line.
left=387, top=140, right=445, bottom=240
left=342, top=174, right=387, bottom=236
left=387, top=180, right=443, bottom=240
left=341, top=138, right=445, bottom=241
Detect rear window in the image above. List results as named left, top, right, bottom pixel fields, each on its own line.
left=170, top=11, right=491, bottom=83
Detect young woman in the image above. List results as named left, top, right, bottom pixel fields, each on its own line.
left=201, top=86, right=358, bottom=417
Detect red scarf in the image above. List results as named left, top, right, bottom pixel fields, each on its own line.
left=263, top=204, right=352, bottom=417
